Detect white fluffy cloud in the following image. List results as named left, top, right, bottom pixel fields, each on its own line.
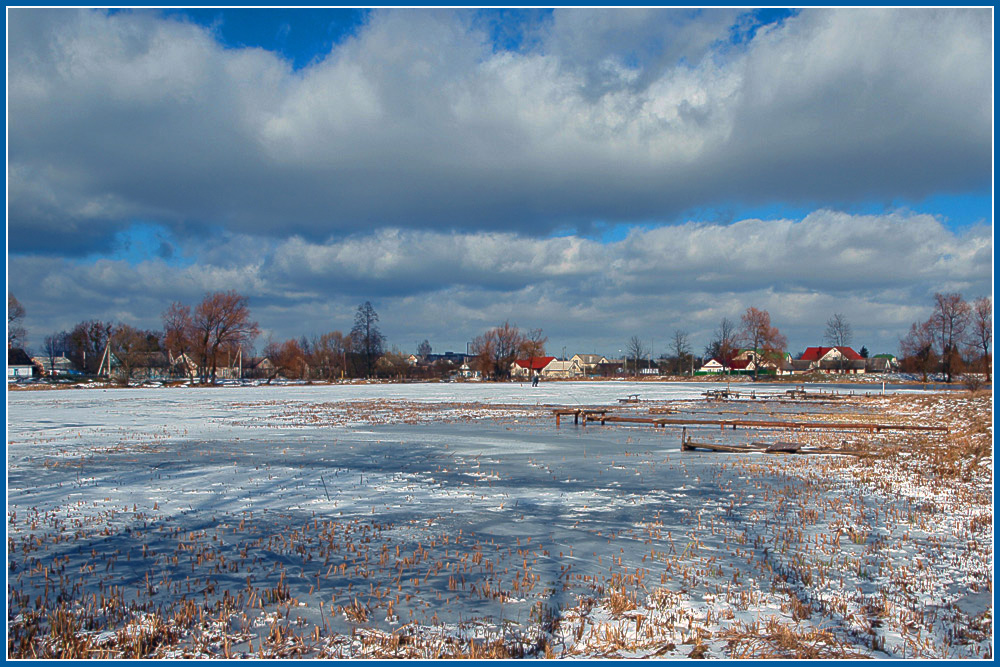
left=9, top=211, right=991, bottom=355
left=7, top=8, right=992, bottom=253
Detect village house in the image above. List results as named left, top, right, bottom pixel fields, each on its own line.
left=129, top=352, right=173, bottom=381
left=697, top=358, right=725, bottom=374
left=7, top=348, right=38, bottom=381
left=457, top=362, right=480, bottom=379
left=31, top=354, right=78, bottom=376
left=540, top=358, right=584, bottom=378
left=797, top=346, right=866, bottom=374
left=511, top=356, right=556, bottom=379
left=866, top=354, right=899, bottom=373
left=242, top=356, right=275, bottom=380
left=168, top=352, right=200, bottom=379
left=511, top=356, right=583, bottom=379
left=570, top=354, right=608, bottom=376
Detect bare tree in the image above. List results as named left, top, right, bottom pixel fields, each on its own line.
left=823, top=313, right=853, bottom=371
left=705, top=317, right=738, bottom=374
left=8, top=293, right=27, bottom=349
left=110, top=324, right=155, bottom=386
left=311, top=331, right=349, bottom=381
left=351, top=301, right=386, bottom=378
left=68, top=320, right=113, bottom=374
left=192, top=291, right=260, bottom=384
left=42, top=331, right=70, bottom=375
left=266, top=338, right=309, bottom=381
left=625, top=335, right=647, bottom=376
left=971, top=296, right=992, bottom=382
left=471, top=321, right=524, bottom=380
left=930, top=292, right=971, bottom=383
left=518, top=327, right=548, bottom=378
left=900, top=320, right=937, bottom=382
left=670, top=329, right=691, bottom=376
left=739, top=307, right=788, bottom=380
left=823, top=313, right=853, bottom=348
left=162, top=302, right=195, bottom=364
left=416, top=339, right=432, bottom=360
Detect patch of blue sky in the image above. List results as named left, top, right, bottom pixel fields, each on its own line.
left=156, top=8, right=370, bottom=70
left=74, top=222, right=194, bottom=268
left=473, top=8, right=551, bottom=55
left=728, top=8, right=798, bottom=46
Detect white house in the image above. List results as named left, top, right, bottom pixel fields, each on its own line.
left=697, top=358, right=724, bottom=373
left=8, top=349, right=36, bottom=381
left=457, top=362, right=480, bottom=379
left=541, top=359, right=583, bottom=378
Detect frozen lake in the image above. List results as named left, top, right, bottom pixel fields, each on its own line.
left=7, top=383, right=990, bottom=658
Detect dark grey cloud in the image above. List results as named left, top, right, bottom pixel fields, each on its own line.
left=7, top=8, right=992, bottom=252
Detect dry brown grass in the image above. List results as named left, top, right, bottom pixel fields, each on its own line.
left=721, top=618, right=870, bottom=659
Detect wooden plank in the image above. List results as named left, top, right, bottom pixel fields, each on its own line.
left=682, top=440, right=767, bottom=453
left=601, top=415, right=661, bottom=424
left=763, top=442, right=801, bottom=453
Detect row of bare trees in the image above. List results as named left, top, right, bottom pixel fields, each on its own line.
left=29, top=294, right=398, bottom=384
left=13, top=289, right=992, bottom=385
left=900, top=293, right=992, bottom=383
left=163, top=291, right=260, bottom=383
left=26, top=292, right=259, bottom=386
left=260, top=301, right=390, bottom=381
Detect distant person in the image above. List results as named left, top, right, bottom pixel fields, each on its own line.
left=532, top=374, right=540, bottom=387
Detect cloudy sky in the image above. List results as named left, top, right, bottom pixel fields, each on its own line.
left=7, top=7, right=993, bottom=359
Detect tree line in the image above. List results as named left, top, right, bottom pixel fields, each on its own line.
left=7, top=291, right=992, bottom=385
left=899, top=293, right=992, bottom=383
left=9, top=291, right=401, bottom=385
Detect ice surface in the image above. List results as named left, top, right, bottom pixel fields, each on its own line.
left=6, top=382, right=990, bottom=659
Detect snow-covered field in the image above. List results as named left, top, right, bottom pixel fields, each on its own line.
left=6, top=383, right=992, bottom=658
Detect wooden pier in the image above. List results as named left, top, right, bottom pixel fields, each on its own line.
left=702, top=387, right=848, bottom=403
left=553, top=409, right=948, bottom=433
left=553, top=408, right=609, bottom=426
left=680, top=430, right=865, bottom=457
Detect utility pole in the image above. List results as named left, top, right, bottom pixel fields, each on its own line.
left=97, top=343, right=111, bottom=377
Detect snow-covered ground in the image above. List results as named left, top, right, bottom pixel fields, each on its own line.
left=6, top=383, right=991, bottom=658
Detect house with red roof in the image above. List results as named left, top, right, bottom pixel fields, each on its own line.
left=511, top=356, right=556, bottom=379
left=511, top=356, right=582, bottom=379
left=797, top=346, right=866, bottom=374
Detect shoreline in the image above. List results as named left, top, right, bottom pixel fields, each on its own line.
left=7, top=373, right=981, bottom=391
